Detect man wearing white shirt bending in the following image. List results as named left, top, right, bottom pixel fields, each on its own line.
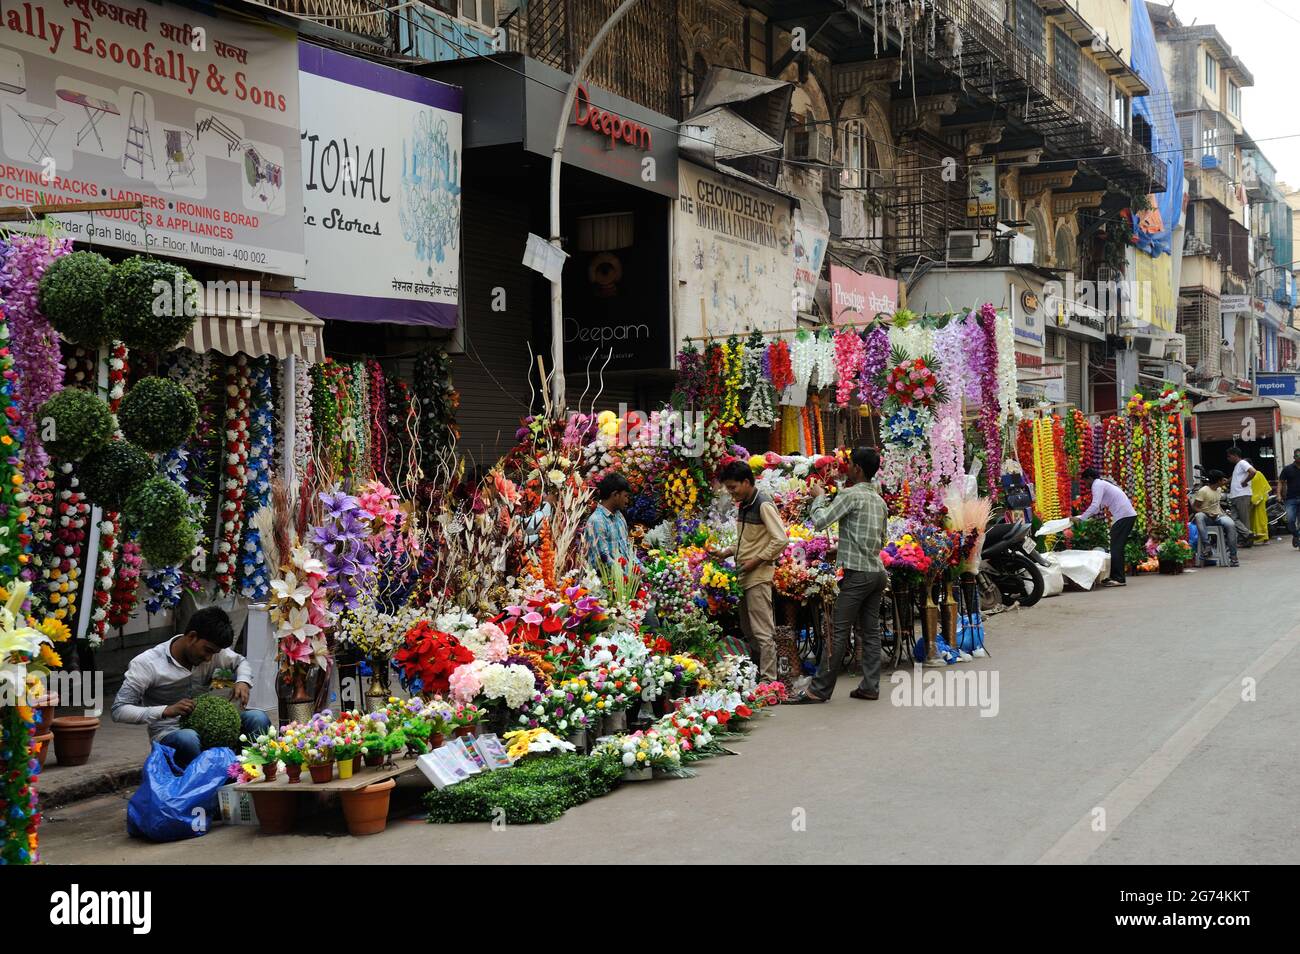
left=1072, top=467, right=1139, bottom=587
left=1226, top=447, right=1257, bottom=543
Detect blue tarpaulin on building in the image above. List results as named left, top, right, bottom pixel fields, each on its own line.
left=1130, top=0, right=1184, bottom=257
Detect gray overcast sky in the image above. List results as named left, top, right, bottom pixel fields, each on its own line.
left=1158, top=0, right=1300, bottom=189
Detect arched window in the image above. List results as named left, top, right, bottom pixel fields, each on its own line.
left=1055, top=222, right=1077, bottom=271
left=1027, top=206, right=1050, bottom=267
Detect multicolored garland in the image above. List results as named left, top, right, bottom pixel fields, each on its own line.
left=0, top=702, right=39, bottom=864
left=239, top=358, right=274, bottom=602
left=88, top=343, right=128, bottom=647
left=0, top=305, right=25, bottom=584
left=215, top=355, right=251, bottom=594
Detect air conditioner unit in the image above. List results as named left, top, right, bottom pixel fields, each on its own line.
left=1008, top=231, right=1035, bottom=264
left=946, top=229, right=995, bottom=263
left=789, top=129, right=833, bottom=165
left=1132, top=335, right=1165, bottom=357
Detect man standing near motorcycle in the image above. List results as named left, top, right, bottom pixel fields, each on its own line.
left=1226, top=447, right=1258, bottom=542
left=1275, top=449, right=1300, bottom=549
left=1072, top=467, right=1138, bottom=587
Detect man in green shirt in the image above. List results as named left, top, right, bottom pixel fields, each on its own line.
left=792, top=446, right=889, bottom=704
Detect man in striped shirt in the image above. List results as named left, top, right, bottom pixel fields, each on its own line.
left=583, top=473, right=636, bottom=569
left=793, top=446, right=890, bottom=704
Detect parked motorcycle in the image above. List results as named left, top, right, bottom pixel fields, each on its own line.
left=977, top=519, right=1045, bottom=609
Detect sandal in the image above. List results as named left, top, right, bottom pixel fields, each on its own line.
left=790, top=692, right=827, bottom=705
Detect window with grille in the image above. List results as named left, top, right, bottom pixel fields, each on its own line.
left=1053, top=26, right=1079, bottom=88
left=1229, top=81, right=1241, bottom=117
left=1014, top=0, right=1046, bottom=61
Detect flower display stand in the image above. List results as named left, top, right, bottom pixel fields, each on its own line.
left=233, top=762, right=415, bottom=836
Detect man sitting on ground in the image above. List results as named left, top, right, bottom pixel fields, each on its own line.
left=1191, top=470, right=1239, bottom=567
left=112, top=606, right=270, bottom=767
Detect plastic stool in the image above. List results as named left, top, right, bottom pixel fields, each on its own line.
left=1201, top=525, right=1230, bottom=567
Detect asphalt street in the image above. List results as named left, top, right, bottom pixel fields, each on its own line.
left=40, top=541, right=1300, bottom=864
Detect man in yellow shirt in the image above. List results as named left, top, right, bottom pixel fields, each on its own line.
left=1191, top=470, right=1238, bottom=567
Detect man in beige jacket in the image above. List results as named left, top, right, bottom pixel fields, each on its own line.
left=717, top=460, right=789, bottom=682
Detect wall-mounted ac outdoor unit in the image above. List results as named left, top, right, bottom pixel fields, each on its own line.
left=946, top=229, right=994, bottom=263
left=789, top=130, right=833, bottom=164
left=1008, top=232, right=1035, bottom=264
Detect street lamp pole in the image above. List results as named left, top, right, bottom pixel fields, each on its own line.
left=547, top=0, right=642, bottom=417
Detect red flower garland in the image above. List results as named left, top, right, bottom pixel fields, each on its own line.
left=768, top=339, right=794, bottom=394
left=215, top=356, right=251, bottom=594
left=90, top=343, right=128, bottom=647
left=1052, top=416, right=1071, bottom=525
left=1016, top=420, right=1036, bottom=487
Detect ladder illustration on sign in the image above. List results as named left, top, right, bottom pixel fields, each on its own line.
left=196, top=114, right=242, bottom=156
left=121, top=90, right=154, bottom=179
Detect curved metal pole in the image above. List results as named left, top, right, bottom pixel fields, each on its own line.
left=549, top=0, right=641, bottom=416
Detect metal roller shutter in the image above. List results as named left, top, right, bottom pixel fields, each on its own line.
left=1066, top=337, right=1084, bottom=408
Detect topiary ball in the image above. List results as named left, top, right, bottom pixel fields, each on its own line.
left=123, top=475, right=189, bottom=535
left=118, top=377, right=199, bottom=453
left=105, top=255, right=199, bottom=353
left=38, top=251, right=116, bottom=347
left=138, top=515, right=198, bottom=568
left=35, top=388, right=114, bottom=460
left=78, top=440, right=153, bottom=512
left=179, top=693, right=242, bottom=751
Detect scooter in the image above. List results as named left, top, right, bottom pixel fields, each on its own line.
left=977, top=519, right=1045, bottom=609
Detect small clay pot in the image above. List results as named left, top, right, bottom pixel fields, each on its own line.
left=262, top=761, right=278, bottom=782
left=352, top=754, right=362, bottom=774
left=250, top=792, right=298, bottom=835
left=429, top=732, right=444, bottom=750
left=31, top=733, right=53, bottom=770
left=285, top=763, right=303, bottom=784
left=340, top=778, right=395, bottom=836
left=50, top=715, right=100, bottom=767
left=363, top=752, right=384, bottom=768
left=453, top=725, right=474, bottom=739
left=309, top=761, right=334, bottom=784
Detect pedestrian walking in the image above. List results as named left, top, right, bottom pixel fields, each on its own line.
left=715, top=460, right=788, bottom=683
left=1226, top=447, right=1258, bottom=546
left=791, top=446, right=889, bottom=704
left=1073, top=466, right=1138, bottom=587
left=1277, top=449, right=1300, bottom=549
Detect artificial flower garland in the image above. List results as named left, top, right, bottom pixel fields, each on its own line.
left=88, top=342, right=128, bottom=647
left=0, top=304, right=26, bottom=584
left=215, top=355, right=252, bottom=594
left=239, top=358, right=275, bottom=602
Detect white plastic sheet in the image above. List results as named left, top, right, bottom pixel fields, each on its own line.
left=1044, top=550, right=1109, bottom=590
left=1036, top=518, right=1073, bottom=537
left=243, top=605, right=279, bottom=717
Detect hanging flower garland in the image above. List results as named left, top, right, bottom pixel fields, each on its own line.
left=768, top=338, right=794, bottom=395
left=293, top=359, right=313, bottom=479
left=742, top=331, right=776, bottom=428
left=0, top=305, right=27, bottom=584
left=1169, top=412, right=1188, bottom=526
left=930, top=400, right=964, bottom=487
left=975, top=305, right=1004, bottom=497
left=88, top=342, right=128, bottom=648
left=1, top=234, right=71, bottom=482
left=0, top=701, right=39, bottom=864
left=857, top=324, right=890, bottom=408
left=1016, top=419, right=1036, bottom=489
left=832, top=328, right=864, bottom=406
left=720, top=337, right=744, bottom=428
left=215, top=355, right=251, bottom=595
left=311, top=360, right=344, bottom=482
left=672, top=343, right=706, bottom=409
left=368, top=359, right=387, bottom=480
left=41, top=462, right=88, bottom=626
left=881, top=406, right=935, bottom=449
left=239, top=358, right=275, bottom=602
left=790, top=330, right=814, bottom=391
left=348, top=359, right=370, bottom=480
left=1052, top=415, right=1071, bottom=525
left=810, top=328, right=837, bottom=391
left=1032, top=416, right=1061, bottom=522
left=107, top=540, right=142, bottom=629
left=142, top=444, right=188, bottom=615
left=384, top=374, right=416, bottom=491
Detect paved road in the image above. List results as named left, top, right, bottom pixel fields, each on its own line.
left=41, top=543, right=1300, bottom=864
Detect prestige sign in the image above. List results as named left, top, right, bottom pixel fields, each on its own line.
left=573, top=83, right=651, bottom=151
left=828, top=265, right=897, bottom=322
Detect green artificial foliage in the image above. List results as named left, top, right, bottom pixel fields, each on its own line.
left=179, top=694, right=242, bottom=751
left=1125, top=535, right=1148, bottom=570
left=123, top=475, right=189, bottom=534
left=78, top=440, right=153, bottom=511
left=424, top=752, right=625, bottom=824
left=37, top=251, right=116, bottom=347
left=1061, top=517, right=1110, bottom=552
left=35, top=388, right=114, bottom=461
left=138, top=516, right=198, bottom=568
left=117, top=376, right=199, bottom=452
left=105, top=255, right=199, bottom=353
left=659, top=610, right=722, bottom=660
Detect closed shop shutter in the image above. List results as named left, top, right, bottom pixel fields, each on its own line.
left=1197, top=409, right=1276, bottom=442
left=1066, top=337, right=1084, bottom=407
left=451, top=186, right=539, bottom=466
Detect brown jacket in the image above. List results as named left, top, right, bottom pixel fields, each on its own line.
left=735, top=489, right=789, bottom=590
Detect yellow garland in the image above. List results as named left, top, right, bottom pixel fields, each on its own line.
left=1033, top=417, right=1062, bottom=544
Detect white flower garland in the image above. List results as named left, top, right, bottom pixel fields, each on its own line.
left=791, top=333, right=815, bottom=390
left=292, top=361, right=313, bottom=475
left=810, top=329, right=837, bottom=389
left=994, top=311, right=1020, bottom=425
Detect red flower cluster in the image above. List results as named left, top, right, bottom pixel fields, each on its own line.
left=393, top=622, right=473, bottom=697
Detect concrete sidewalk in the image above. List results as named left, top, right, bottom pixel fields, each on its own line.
left=36, top=711, right=148, bottom=810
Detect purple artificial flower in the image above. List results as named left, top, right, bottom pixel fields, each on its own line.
left=319, top=489, right=359, bottom=520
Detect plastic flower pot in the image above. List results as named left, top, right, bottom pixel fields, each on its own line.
left=262, top=761, right=278, bottom=782
left=285, top=763, right=302, bottom=784
left=453, top=725, right=475, bottom=739
left=363, top=752, right=384, bottom=768
left=340, top=778, right=395, bottom=836
left=352, top=754, right=362, bottom=774
left=50, top=715, right=100, bottom=766
left=338, top=757, right=354, bottom=780
left=32, top=732, right=53, bottom=770
left=250, top=792, right=297, bottom=835
left=308, top=761, right=334, bottom=784
left=567, top=729, right=588, bottom=753
left=622, top=765, right=653, bottom=782
left=601, top=711, right=627, bottom=736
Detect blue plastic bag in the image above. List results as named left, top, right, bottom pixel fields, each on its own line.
left=127, top=742, right=237, bottom=842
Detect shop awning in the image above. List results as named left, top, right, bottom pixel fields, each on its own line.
left=183, top=295, right=326, bottom=364
left=681, top=68, right=793, bottom=189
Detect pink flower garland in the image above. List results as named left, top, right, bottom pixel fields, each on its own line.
left=976, top=304, right=1003, bottom=497
left=1, top=234, right=70, bottom=482
left=832, top=329, right=864, bottom=406
left=215, top=356, right=251, bottom=594
left=107, top=540, right=142, bottom=628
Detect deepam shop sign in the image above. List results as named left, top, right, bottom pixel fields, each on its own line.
left=0, top=0, right=304, bottom=275
left=293, top=44, right=462, bottom=327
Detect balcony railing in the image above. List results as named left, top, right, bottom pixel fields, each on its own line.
left=255, top=0, right=391, bottom=42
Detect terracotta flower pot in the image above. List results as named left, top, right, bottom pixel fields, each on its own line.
left=31, top=732, right=53, bottom=770
left=262, top=761, right=278, bottom=782
left=338, top=756, right=354, bottom=780
left=429, top=733, right=444, bottom=750
left=352, top=754, right=362, bottom=774
left=363, top=752, right=384, bottom=768
left=453, top=725, right=474, bottom=739
left=285, top=763, right=303, bottom=783
left=36, top=704, right=55, bottom=731
left=340, top=778, right=395, bottom=836
left=309, top=761, right=334, bottom=784
left=250, top=792, right=298, bottom=835
left=50, top=715, right=100, bottom=767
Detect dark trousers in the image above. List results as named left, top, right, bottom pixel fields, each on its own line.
left=1110, top=516, right=1136, bottom=583
left=810, top=568, right=886, bottom=699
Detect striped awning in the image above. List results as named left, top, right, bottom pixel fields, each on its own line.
left=183, top=295, right=326, bottom=364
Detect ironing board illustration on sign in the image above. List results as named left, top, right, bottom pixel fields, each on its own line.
left=56, top=88, right=120, bottom=151
left=6, top=105, right=62, bottom=163
left=121, top=90, right=154, bottom=179
left=0, top=49, right=24, bottom=96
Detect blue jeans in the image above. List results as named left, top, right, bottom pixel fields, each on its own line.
left=160, top=708, right=271, bottom=768
left=1193, top=512, right=1238, bottom=561
left=1286, top=499, right=1300, bottom=544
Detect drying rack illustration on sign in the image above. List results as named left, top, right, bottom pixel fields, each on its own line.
left=196, top=113, right=242, bottom=156
left=122, top=90, right=155, bottom=179
left=243, top=145, right=282, bottom=206
left=6, top=105, right=60, bottom=162
left=56, top=88, right=120, bottom=152
left=164, top=128, right=196, bottom=186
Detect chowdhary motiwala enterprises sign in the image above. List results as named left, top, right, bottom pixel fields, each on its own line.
left=293, top=43, right=462, bottom=327
left=674, top=160, right=792, bottom=346
left=0, top=0, right=304, bottom=274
